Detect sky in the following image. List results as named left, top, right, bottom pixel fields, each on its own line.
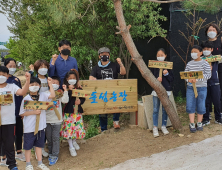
left=0, top=13, right=13, bottom=49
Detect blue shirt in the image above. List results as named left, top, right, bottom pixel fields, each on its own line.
left=49, top=54, right=78, bottom=87
left=7, top=76, right=23, bottom=117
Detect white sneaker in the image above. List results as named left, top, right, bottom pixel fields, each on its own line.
left=69, top=147, right=77, bottom=157
left=37, top=163, right=50, bottom=170
left=0, top=158, right=8, bottom=167
left=42, top=148, right=49, bottom=158
left=161, top=126, right=169, bottom=135
left=73, top=140, right=80, bottom=150
left=26, top=165, right=34, bottom=170
left=153, top=127, right=159, bottom=138
left=15, top=152, right=26, bottom=162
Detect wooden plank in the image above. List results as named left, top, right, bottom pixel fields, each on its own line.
left=72, top=89, right=91, bottom=98
left=202, top=55, right=221, bottom=63
left=180, top=71, right=203, bottom=79
left=77, top=79, right=138, bottom=115
left=23, top=101, right=54, bottom=110
left=0, top=94, right=13, bottom=104
left=148, top=60, right=173, bottom=69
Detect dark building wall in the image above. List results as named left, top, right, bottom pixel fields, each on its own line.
left=129, top=2, right=222, bottom=97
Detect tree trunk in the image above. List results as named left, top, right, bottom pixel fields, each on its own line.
left=113, top=0, right=182, bottom=130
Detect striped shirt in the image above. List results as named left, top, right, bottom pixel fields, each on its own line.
left=184, top=59, right=211, bottom=87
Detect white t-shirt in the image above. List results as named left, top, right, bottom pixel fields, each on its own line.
left=39, top=78, right=49, bottom=92
left=0, top=84, right=20, bottom=125
left=45, top=91, right=69, bottom=124
left=19, top=92, right=51, bottom=133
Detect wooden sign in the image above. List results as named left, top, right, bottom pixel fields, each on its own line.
left=24, top=100, right=54, bottom=135
left=202, top=55, right=221, bottom=63
left=180, top=71, right=203, bottom=79
left=148, top=60, right=173, bottom=78
left=180, top=71, right=203, bottom=98
left=78, top=79, right=138, bottom=115
left=54, top=89, right=63, bottom=100
left=72, top=89, right=91, bottom=98
left=0, top=94, right=13, bottom=126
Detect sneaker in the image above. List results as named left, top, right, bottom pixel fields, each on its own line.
left=49, top=157, right=58, bottom=166
left=161, top=126, right=169, bottom=135
left=73, top=140, right=80, bottom=151
left=215, top=119, right=222, bottom=124
left=196, top=122, right=203, bottom=131
left=69, top=147, right=77, bottom=157
left=113, top=121, right=120, bottom=129
left=26, top=165, right=34, bottom=170
left=0, top=158, right=8, bottom=167
left=15, top=152, right=26, bottom=162
left=153, top=127, right=159, bottom=137
left=189, top=123, right=196, bottom=133
left=37, top=163, right=50, bottom=170
left=11, top=167, right=18, bottom=170
left=209, top=114, right=212, bottom=120
left=42, top=148, right=49, bottom=158
left=202, top=120, right=210, bottom=126
left=48, top=157, right=52, bottom=161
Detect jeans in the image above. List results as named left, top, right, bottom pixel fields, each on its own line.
left=99, top=113, right=120, bottom=131
left=152, top=96, right=168, bottom=127
left=186, top=86, right=207, bottom=114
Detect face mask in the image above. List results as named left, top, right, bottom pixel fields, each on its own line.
left=0, top=76, right=7, bottom=84
left=29, top=86, right=40, bottom=93
left=100, top=55, right=109, bottom=62
left=9, top=68, right=16, bottom=75
left=191, top=53, right=198, bottom=60
left=207, top=31, right=217, bottom=39
left=68, top=79, right=77, bottom=85
left=203, top=50, right=211, bottom=56
left=38, top=68, right=48, bottom=76
left=52, top=84, right=59, bottom=91
left=61, top=49, right=71, bottom=56
left=157, top=57, right=165, bottom=61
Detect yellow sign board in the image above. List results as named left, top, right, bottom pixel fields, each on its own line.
left=202, top=55, right=221, bottom=63
left=0, top=94, right=13, bottom=105
left=72, top=89, right=91, bottom=98
left=180, top=71, right=203, bottom=79
left=23, top=101, right=54, bottom=110
left=79, top=79, right=138, bottom=115
left=148, top=60, right=173, bottom=69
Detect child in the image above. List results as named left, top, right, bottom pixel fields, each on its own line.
left=45, top=76, right=69, bottom=166
left=29, top=60, right=49, bottom=157
left=0, top=66, right=30, bottom=170
left=150, top=48, right=174, bottom=137
left=184, top=45, right=211, bottom=133
left=60, top=69, right=86, bottom=157
left=4, top=58, right=25, bottom=162
left=29, top=60, right=49, bottom=93
left=19, top=76, right=55, bottom=170
left=201, top=41, right=222, bottom=125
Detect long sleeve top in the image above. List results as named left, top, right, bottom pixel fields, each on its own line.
left=184, top=59, right=211, bottom=87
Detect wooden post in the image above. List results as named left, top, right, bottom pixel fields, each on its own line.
left=53, top=89, right=64, bottom=120
left=23, top=101, right=54, bottom=135
left=180, top=71, right=204, bottom=98
left=0, top=94, right=13, bottom=126
left=148, top=60, right=173, bottom=78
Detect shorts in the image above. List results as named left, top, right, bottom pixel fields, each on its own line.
left=186, top=86, right=207, bottom=115
left=23, top=130, right=45, bottom=150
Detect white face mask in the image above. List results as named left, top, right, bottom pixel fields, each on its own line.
left=191, top=53, right=198, bottom=60
left=157, top=57, right=165, bottom=61
left=68, top=79, right=77, bottom=85
left=9, top=68, right=16, bottom=75
left=29, top=86, right=40, bottom=92
left=203, top=50, right=211, bottom=56
left=52, top=84, right=59, bottom=91
left=207, top=31, right=217, bottom=39
left=0, top=76, right=7, bottom=84
left=38, top=68, right=48, bottom=76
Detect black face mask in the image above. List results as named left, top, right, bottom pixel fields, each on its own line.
left=100, top=55, right=109, bottom=62
left=30, top=94, right=39, bottom=101
left=61, top=49, right=70, bottom=56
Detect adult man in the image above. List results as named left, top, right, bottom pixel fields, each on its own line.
left=89, top=47, right=126, bottom=131
left=49, top=40, right=78, bottom=87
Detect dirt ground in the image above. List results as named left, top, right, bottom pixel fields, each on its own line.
left=2, top=102, right=222, bottom=170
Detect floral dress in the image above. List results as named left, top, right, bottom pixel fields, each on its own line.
left=60, top=89, right=86, bottom=140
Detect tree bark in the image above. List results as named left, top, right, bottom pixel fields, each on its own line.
left=113, top=0, right=182, bottom=130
